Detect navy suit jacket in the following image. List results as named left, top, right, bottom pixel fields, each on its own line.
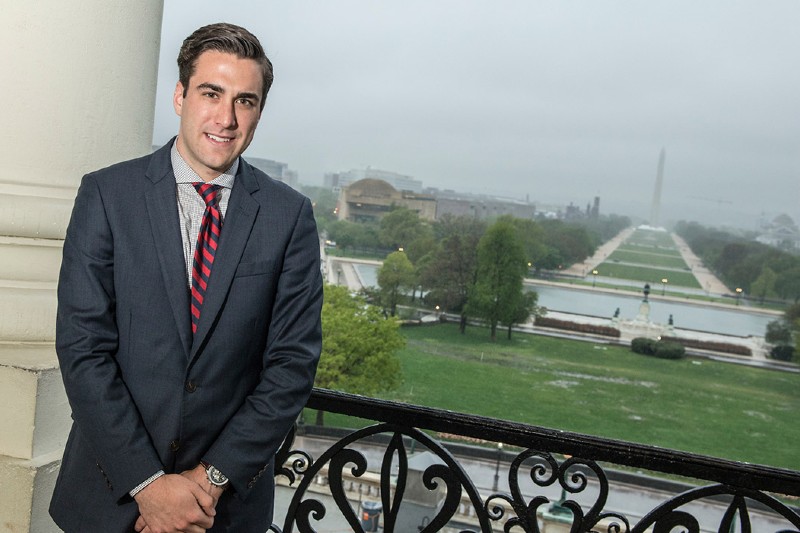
left=50, top=140, right=322, bottom=532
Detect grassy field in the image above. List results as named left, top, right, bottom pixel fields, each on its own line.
left=607, top=249, right=689, bottom=269
left=617, top=243, right=684, bottom=257
left=320, top=324, right=800, bottom=470
left=595, top=262, right=701, bottom=288
left=624, top=230, right=677, bottom=248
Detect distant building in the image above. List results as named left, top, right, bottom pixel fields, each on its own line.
left=326, top=168, right=423, bottom=194
left=337, top=179, right=436, bottom=222
left=151, top=146, right=298, bottom=189
left=434, top=196, right=536, bottom=220
left=247, top=156, right=299, bottom=189
left=756, top=214, right=800, bottom=251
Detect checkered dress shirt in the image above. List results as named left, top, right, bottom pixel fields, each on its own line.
left=170, top=141, right=237, bottom=287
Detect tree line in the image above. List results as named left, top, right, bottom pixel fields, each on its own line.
left=345, top=207, right=629, bottom=341
left=675, top=221, right=800, bottom=303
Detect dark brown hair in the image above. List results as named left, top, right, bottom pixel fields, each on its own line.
left=178, top=23, right=273, bottom=110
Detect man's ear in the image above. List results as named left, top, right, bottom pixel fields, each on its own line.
left=173, top=82, right=185, bottom=116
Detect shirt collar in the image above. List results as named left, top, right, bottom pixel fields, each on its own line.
left=171, top=139, right=237, bottom=189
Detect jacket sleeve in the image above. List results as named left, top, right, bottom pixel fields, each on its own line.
left=202, top=196, right=323, bottom=499
left=56, top=174, right=163, bottom=502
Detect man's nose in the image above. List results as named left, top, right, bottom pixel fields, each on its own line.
left=215, top=102, right=238, bottom=129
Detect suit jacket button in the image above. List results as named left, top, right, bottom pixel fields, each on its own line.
left=185, top=380, right=197, bottom=393
left=169, top=440, right=181, bottom=452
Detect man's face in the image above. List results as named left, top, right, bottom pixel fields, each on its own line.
left=173, top=50, right=263, bottom=181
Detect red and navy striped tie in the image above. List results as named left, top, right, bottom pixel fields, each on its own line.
left=190, top=183, right=222, bottom=334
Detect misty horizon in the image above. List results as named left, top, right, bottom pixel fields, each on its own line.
left=153, top=1, right=800, bottom=231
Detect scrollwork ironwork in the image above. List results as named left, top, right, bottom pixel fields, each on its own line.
left=275, top=423, right=492, bottom=532
left=269, top=391, right=800, bottom=532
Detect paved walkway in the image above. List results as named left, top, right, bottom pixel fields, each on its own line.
left=671, top=233, right=732, bottom=295
left=561, top=226, right=636, bottom=277
left=561, top=226, right=733, bottom=297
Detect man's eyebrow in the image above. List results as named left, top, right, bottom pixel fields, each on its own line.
left=196, top=82, right=224, bottom=93
left=195, top=83, right=259, bottom=103
left=235, top=91, right=260, bottom=103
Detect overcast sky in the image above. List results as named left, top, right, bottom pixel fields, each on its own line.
left=153, top=1, right=799, bottom=229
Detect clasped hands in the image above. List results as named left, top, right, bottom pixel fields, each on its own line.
left=134, top=465, right=226, bottom=533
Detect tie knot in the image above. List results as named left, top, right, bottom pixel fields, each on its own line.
left=193, top=183, right=222, bottom=208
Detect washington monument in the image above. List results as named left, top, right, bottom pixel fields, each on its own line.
left=650, top=148, right=666, bottom=227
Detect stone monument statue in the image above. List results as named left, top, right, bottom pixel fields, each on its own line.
left=636, top=284, right=651, bottom=322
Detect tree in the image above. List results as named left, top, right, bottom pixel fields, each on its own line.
left=775, top=267, right=800, bottom=303
left=419, top=215, right=487, bottom=333
left=765, top=319, right=793, bottom=345
left=327, top=219, right=381, bottom=251
left=466, top=219, right=527, bottom=341
left=539, top=219, right=595, bottom=267
left=750, top=267, right=777, bottom=304
left=314, top=284, right=404, bottom=424
left=377, top=250, right=415, bottom=316
left=506, top=216, right=548, bottom=269
left=501, top=290, right=539, bottom=340
left=300, top=185, right=339, bottom=232
left=379, top=207, right=431, bottom=251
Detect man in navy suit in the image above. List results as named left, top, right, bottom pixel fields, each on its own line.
left=50, top=23, right=322, bottom=532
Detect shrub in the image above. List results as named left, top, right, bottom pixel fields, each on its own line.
left=654, top=341, right=686, bottom=360
left=770, top=345, right=795, bottom=362
left=631, top=337, right=657, bottom=355
left=631, top=338, right=685, bottom=360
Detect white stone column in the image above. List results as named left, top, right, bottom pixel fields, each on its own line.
left=0, top=2, right=164, bottom=531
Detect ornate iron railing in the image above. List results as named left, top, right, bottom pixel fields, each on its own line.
left=271, top=388, right=800, bottom=533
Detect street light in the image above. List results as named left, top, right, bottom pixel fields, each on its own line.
left=661, top=278, right=668, bottom=296
left=736, top=287, right=743, bottom=305
left=592, top=269, right=598, bottom=288
left=492, top=442, right=504, bottom=492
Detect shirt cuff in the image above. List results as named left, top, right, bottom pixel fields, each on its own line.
left=129, top=470, right=166, bottom=497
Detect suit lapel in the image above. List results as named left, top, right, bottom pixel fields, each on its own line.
left=190, top=162, right=261, bottom=361
left=144, top=142, right=193, bottom=359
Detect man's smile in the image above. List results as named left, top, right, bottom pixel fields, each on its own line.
left=206, top=133, right=232, bottom=143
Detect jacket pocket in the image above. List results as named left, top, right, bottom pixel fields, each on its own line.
left=234, top=260, right=273, bottom=278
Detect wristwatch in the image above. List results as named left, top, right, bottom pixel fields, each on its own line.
left=200, top=461, right=229, bottom=487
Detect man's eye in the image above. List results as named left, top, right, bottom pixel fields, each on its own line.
left=203, top=92, right=219, bottom=98
left=237, top=99, right=255, bottom=107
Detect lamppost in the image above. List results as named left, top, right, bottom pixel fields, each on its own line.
left=592, top=269, right=598, bottom=288
left=736, top=287, right=743, bottom=305
left=492, top=442, right=504, bottom=492
left=661, top=278, right=668, bottom=296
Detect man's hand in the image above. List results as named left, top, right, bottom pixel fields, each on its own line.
left=181, top=464, right=227, bottom=506
left=133, top=474, right=215, bottom=533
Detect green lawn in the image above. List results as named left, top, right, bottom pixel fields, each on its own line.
left=617, top=243, right=683, bottom=257
left=322, top=324, right=799, bottom=470
left=607, top=249, right=689, bottom=269
left=625, top=230, right=677, bottom=248
left=595, top=262, right=701, bottom=288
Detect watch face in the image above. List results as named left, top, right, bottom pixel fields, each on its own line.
left=207, top=465, right=228, bottom=486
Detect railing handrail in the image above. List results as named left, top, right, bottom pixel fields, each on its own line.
left=306, top=388, right=800, bottom=497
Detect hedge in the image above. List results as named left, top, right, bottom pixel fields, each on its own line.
left=534, top=316, right=621, bottom=338
left=660, top=336, right=752, bottom=356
